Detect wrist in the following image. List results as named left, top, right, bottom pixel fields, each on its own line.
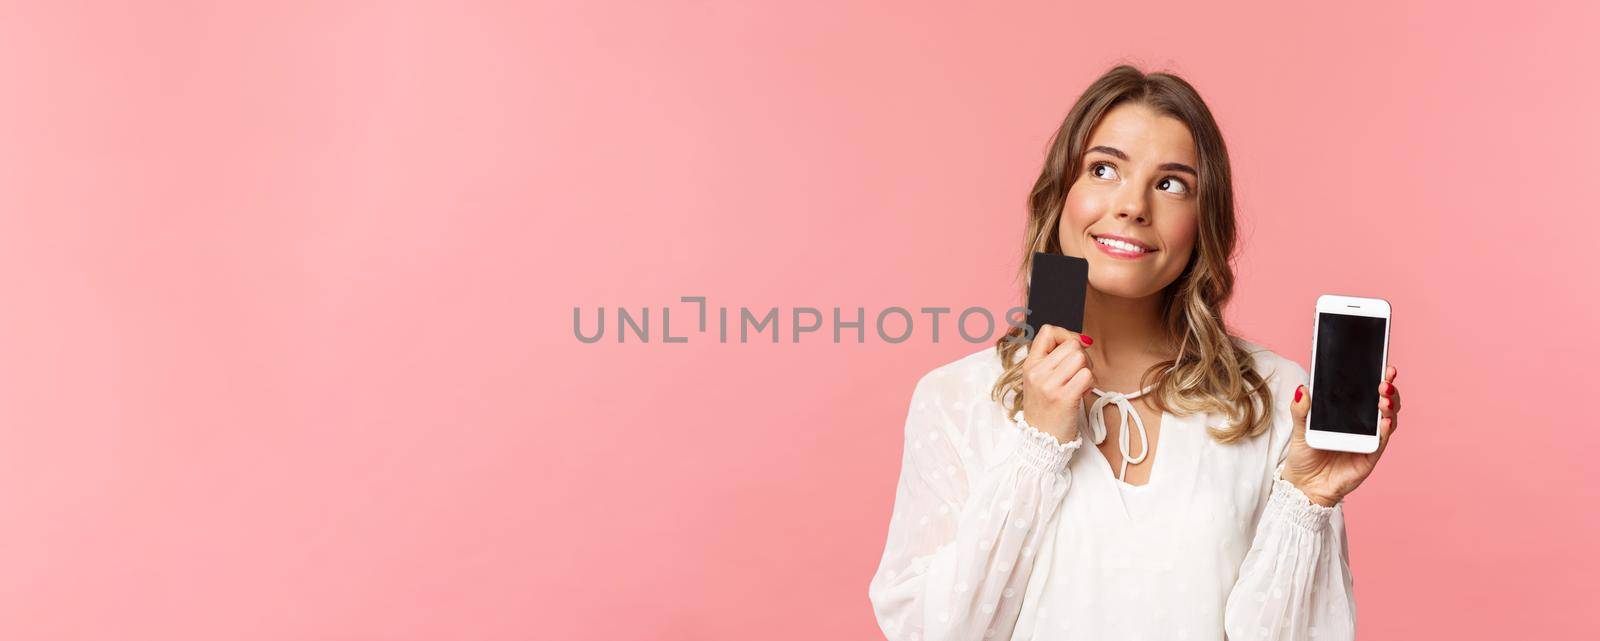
left=1288, top=477, right=1341, bottom=507
left=1301, top=487, right=1341, bottom=508
left=1020, top=408, right=1078, bottom=445
left=1280, top=468, right=1342, bottom=508
left=1268, top=474, right=1337, bottom=531
left=1011, top=411, right=1081, bottom=474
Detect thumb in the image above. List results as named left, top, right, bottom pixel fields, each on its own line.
left=1289, top=383, right=1310, bottom=444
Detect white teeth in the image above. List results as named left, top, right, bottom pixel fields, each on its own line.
left=1096, top=236, right=1148, bottom=253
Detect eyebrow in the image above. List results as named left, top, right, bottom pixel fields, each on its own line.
left=1086, top=145, right=1199, bottom=176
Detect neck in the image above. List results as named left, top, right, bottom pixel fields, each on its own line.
left=1081, top=287, right=1174, bottom=386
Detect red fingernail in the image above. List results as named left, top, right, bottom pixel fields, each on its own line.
left=1294, top=386, right=1303, bottom=403
left=1080, top=334, right=1093, bottom=345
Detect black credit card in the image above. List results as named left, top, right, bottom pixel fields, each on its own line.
left=1024, top=252, right=1088, bottom=335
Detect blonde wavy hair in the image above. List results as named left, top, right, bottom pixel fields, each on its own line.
left=990, top=65, right=1272, bottom=444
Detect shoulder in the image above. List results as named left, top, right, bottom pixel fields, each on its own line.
left=1232, top=336, right=1308, bottom=390
left=908, top=345, right=1008, bottom=413
left=1230, top=336, right=1309, bottom=448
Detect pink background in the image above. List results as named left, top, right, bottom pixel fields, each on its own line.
left=1, top=1, right=1596, bottom=639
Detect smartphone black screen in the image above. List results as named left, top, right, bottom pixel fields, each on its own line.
left=1310, top=313, right=1388, bottom=436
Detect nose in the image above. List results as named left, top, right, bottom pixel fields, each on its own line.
left=1113, top=187, right=1152, bottom=225
left=1114, top=187, right=1150, bottom=225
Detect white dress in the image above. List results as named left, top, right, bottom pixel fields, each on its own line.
left=867, top=339, right=1355, bottom=641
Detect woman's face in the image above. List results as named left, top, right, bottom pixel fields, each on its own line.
left=1057, top=102, right=1201, bottom=300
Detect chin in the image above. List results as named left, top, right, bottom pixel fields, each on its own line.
left=1087, top=274, right=1167, bottom=300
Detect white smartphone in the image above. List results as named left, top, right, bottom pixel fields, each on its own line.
left=1305, top=294, right=1391, bottom=454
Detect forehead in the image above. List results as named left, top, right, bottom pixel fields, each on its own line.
left=1086, top=102, right=1197, bottom=164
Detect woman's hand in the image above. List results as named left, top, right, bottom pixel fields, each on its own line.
left=1282, top=365, right=1403, bottom=507
left=1020, top=324, right=1096, bottom=444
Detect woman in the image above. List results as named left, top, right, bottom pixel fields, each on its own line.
left=867, top=66, right=1404, bottom=641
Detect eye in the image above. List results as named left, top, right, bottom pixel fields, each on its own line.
left=1157, top=176, right=1189, bottom=195
left=1090, top=162, right=1119, bottom=180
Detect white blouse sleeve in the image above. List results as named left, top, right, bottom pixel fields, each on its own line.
left=868, top=370, right=1079, bottom=641
left=1223, top=361, right=1358, bottom=641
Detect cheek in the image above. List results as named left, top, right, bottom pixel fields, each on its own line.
left=1160, top=212, right=1201, bottom=265
left=1058, top=182, right=1106, bottom=242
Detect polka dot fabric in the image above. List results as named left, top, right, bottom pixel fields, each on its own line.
left=868, top=340, right=1356, bottom=640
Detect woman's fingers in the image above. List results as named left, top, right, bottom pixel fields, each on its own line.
left=1289, top=384, right=1311, bottom=443
left=1367, top=416, right=1395, bottom=465
left=1386, top=385, right=1400, bottom=435
left=1021, top=324, right=1092, bottom=421
left=1370, top=372, right=1401, bottom=463
left=1028, top=340, right=1075, bottom=392
left=1026, top=325, right=1091, bottom=378
left=1378, top=381, right=1401, bottom=418
left=1354, top=368, right=1401, bottom=476
left=1026, top=324, right=1088, bottom=364
left=1037, top=333, right=1077, bottom=373
left=1025, top=327, right=1076, bottom=392
left=1043, top=349, right=1087, bottom=389
left=1383, top=405, right=1398, bottom=431
left=1024, top=325, right=1069, bottom=366
left=1062, top=366, right=1096, bottom=399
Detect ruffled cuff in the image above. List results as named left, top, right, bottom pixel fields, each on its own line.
left=1267, top=470, right=1337, bottom=532
left=1009, top=411, right=1081, bottom=475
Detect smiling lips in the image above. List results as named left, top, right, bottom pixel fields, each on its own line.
left=1092, top=233, right=1158, bottom=259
